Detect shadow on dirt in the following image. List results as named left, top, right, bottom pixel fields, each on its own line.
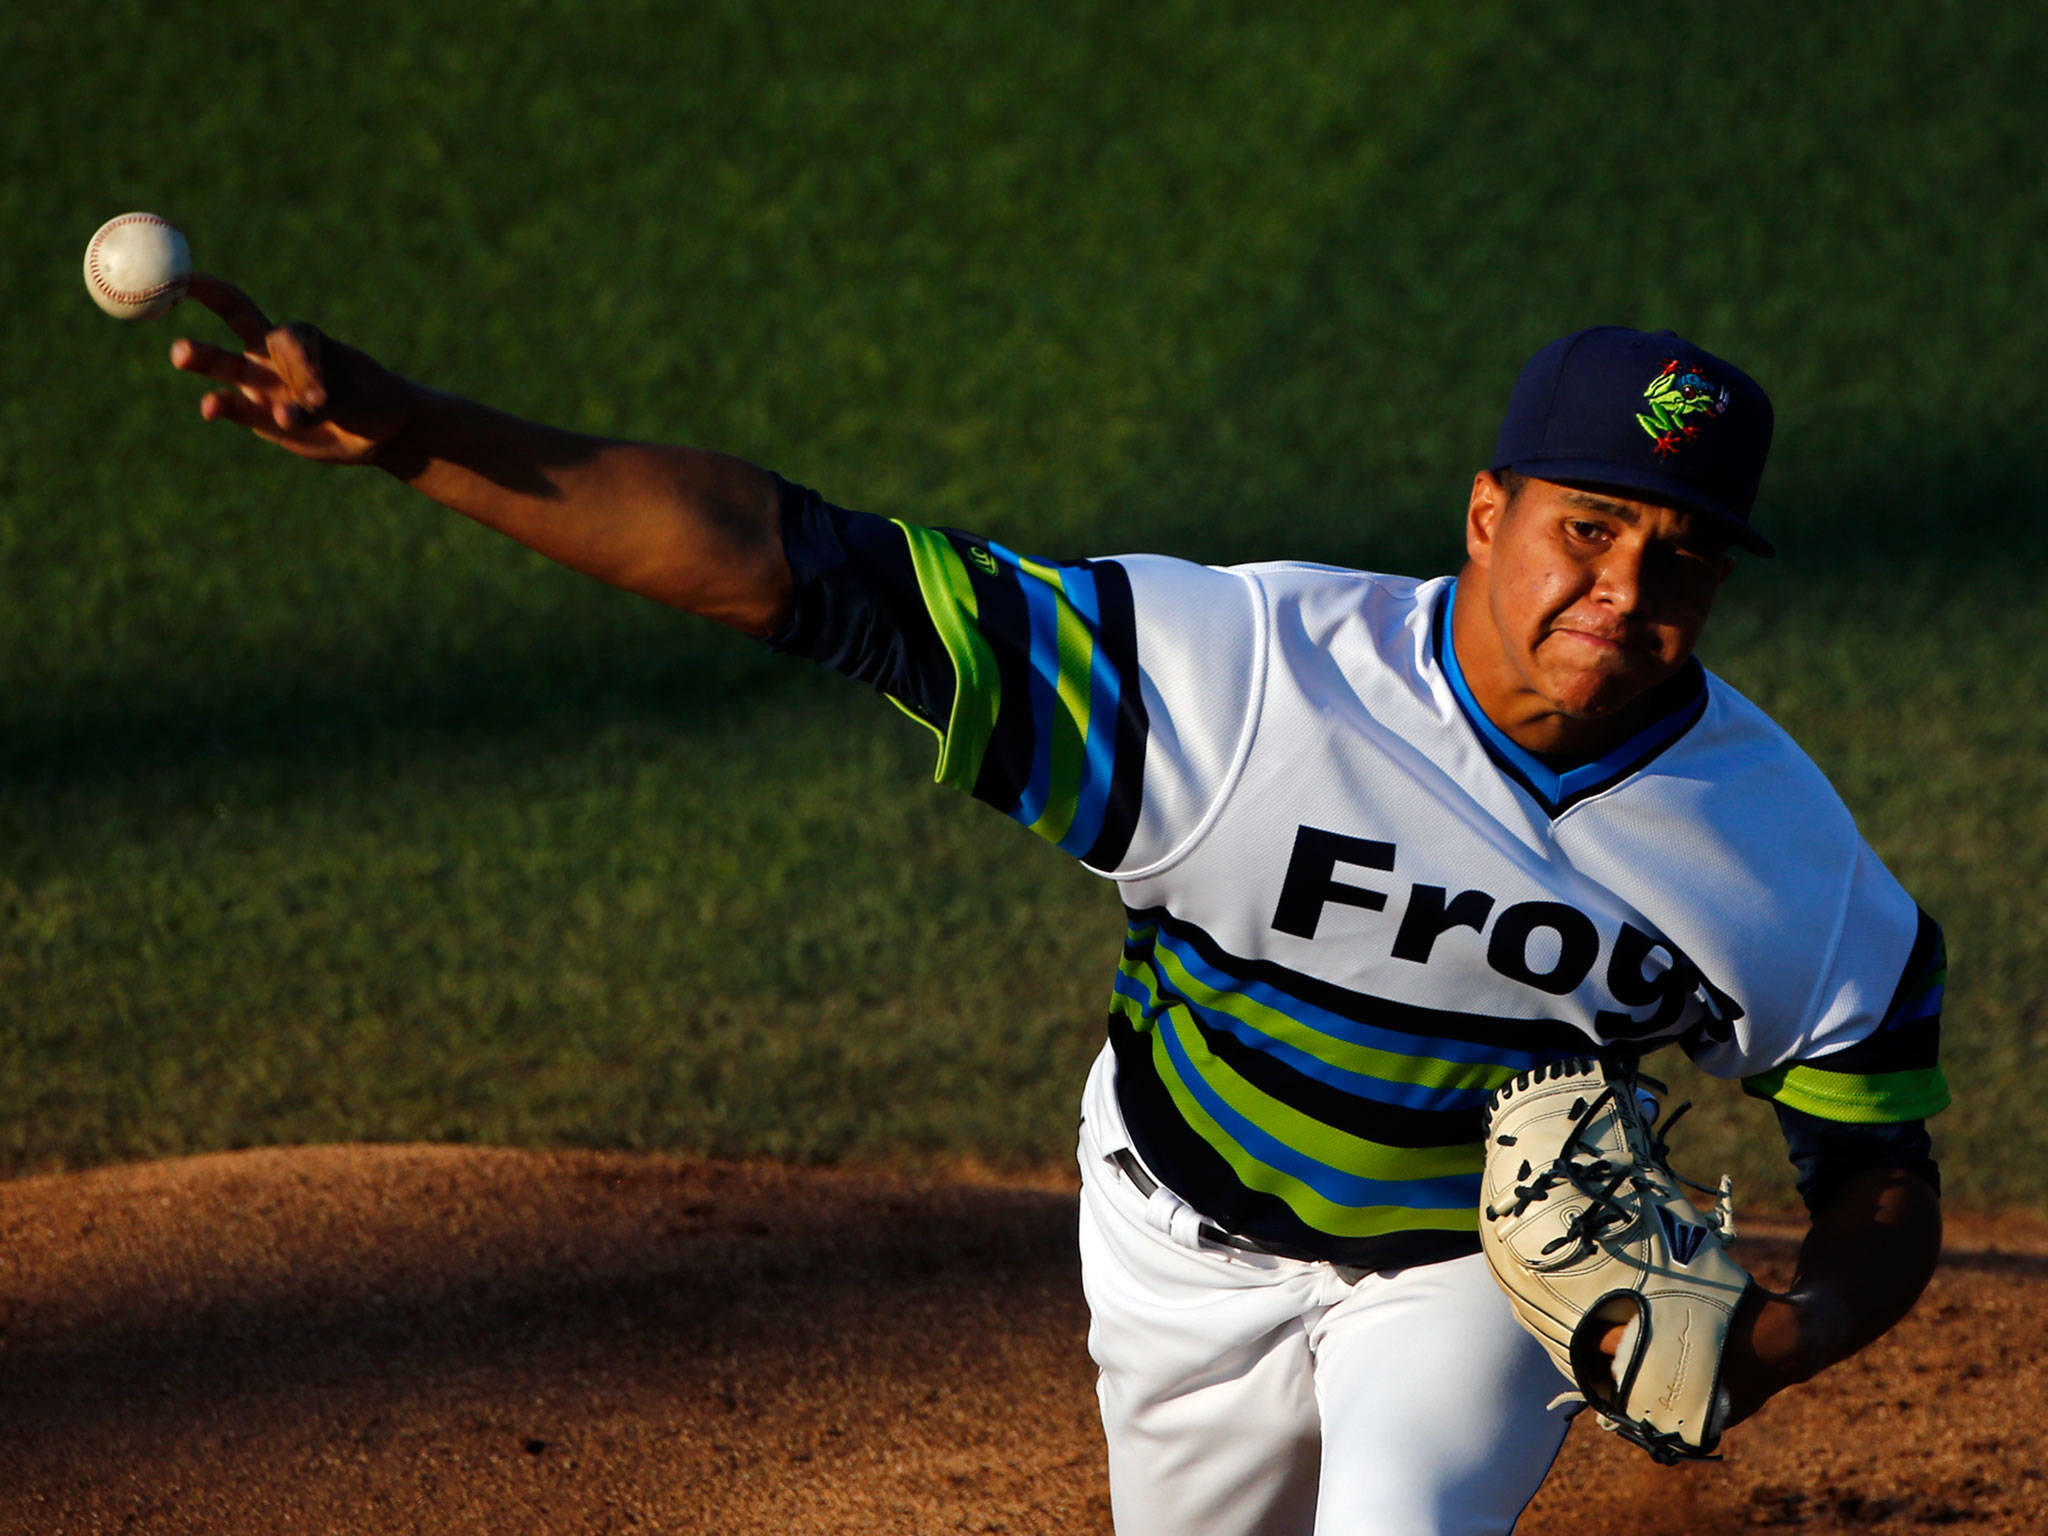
left=0, top=1149, right=1087, bottom=1467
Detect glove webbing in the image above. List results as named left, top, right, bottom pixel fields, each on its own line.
left=1485, top=1077, right=1724, bottom=1272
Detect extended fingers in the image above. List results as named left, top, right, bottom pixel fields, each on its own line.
left=198, top=386, right=321, bottom=439
left=198, top=388, right=276, bottom=430
left=170, top=336, right=277, bottom=392
left=172, top=326, right=329, bottom=435
left=185, top=274, right=273, bottom=351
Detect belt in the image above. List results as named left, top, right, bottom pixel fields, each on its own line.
left=1109, top=1146, right=1282, bottom=1256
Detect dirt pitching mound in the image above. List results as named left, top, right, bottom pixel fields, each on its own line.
left=0, top=1146, right=2040, bottom=1534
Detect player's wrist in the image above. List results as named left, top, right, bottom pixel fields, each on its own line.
left=366, top=378, right=437, bottom=481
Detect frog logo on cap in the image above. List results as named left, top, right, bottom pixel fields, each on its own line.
left=1637, top=359, right=1731, bottom=458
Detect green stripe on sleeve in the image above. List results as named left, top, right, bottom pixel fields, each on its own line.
left=893, top=521, right=1001, bottom=793
left=883, top=691, right=944, bottom=746
left=1016, top=553, right=1093, bottom=845
left=1742, top=1062, right=1952, bottom=1123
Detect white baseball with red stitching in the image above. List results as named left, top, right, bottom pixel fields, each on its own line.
left=83, top=213, right=192, bottom=320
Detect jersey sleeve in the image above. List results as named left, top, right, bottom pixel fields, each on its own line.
left=1683, top=892, right=1950, bottom=1124
left=765, top=477, right=1259, bottom=875
left=1734, top=907, right=1951, bottom=1124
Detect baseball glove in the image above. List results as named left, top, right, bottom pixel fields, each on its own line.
left=1478, top=1057, right=1753, bottom=1464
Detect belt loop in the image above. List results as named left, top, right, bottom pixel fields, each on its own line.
left=1143, top=1184, right=1183, bottom=1238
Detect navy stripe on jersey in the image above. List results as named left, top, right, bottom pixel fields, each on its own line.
left=1184, top=1000, right=1498, bottom=1151
left=1433, top=583, right=1709, bottom=817
left=1089, top=562, right=1149, bottom=871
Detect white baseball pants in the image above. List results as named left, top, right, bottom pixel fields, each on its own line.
left=1076, top=1046, right=1572, bottom=1536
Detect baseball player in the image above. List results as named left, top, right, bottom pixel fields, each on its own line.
left=168, top=279, right=1946, bottom=1535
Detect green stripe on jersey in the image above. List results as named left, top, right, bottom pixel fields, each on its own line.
left=893, top=522, right=1000, bottom=792
left=1742, top=1062, right=1951, bottom=1123
left=1147, top=1022, right=1476, bottom=1239
left=1132, top=938, right=1522, bottom=1095
left=1159, top=1007, right=1481, bottom=1182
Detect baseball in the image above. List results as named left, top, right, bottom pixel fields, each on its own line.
left=83, top=212, right=192, bottom=320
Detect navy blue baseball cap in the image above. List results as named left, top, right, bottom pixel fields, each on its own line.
left=1492, top=326, right=1776, bottom=556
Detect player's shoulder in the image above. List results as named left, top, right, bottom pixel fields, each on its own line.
left=1685, top=669, right=1856, bottom=824
left=1223, top=557, right=1425, bottom=594
left=1090, top=550, right=1263, bottom=653
left=1658, top=673, right=1928, bottom=1079
left=1220, top=560, right=1440, bottom=634
left=1626, top=665, right=1901, bottom=917
left=1567, top=664, right=1897, bottom=918
left=1086, top=551, right=1420, bottom=599
left=1231, top=563, right=1449, bottom=682
left=1089, top=553, right=1444, bottom=707
left=1094, top=554, right=1429, bottom=649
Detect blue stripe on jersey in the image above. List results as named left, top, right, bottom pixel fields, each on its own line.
left=1896, top=981, right=1944, bottom=1024
left=1135, top=958, right=1497, bottom=1113
left=1054, top=560, right=1119, bottom=859
left=1154, top=1009, right=1482, bottom=1212
left=1111, top=965, right=1167, bottom=1022
left=1148, top=922, right=1543, bottom=1072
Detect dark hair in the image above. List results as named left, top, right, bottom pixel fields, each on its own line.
left=1495, top=468, right=1528, bottom=504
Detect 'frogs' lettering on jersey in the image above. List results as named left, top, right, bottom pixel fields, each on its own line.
left=1268, top=826, right=1747, bottom=1043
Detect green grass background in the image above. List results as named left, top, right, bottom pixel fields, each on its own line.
left=4, top=3, right=2043, bottom=1206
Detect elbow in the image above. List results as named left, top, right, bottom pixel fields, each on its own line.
left=629, top=451, right=795, bottom=633
left=633, top=531, right=793, bottom=634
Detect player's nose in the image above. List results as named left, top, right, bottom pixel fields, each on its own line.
left=1590, top=545, right=1645, bottom=613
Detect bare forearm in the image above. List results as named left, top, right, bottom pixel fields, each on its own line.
left=1723, top=1164, right=1941, bottom=1421
left=375, top=386, right=792, bottom=634
left=1781, top=1164, right=1941, bottom=1367
left=169, top=280, right=795, bottom=638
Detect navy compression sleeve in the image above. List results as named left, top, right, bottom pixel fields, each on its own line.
left=1774, top=1103, right=1940, bottom=1213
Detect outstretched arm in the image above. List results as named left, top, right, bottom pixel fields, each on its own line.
left=169, top=275, right=793, bottom=635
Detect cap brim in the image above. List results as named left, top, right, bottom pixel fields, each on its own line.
left=1499, top=457, right=1776, bottom=558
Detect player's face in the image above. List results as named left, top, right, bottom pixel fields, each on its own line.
left=1458, top=472, right=1735, bottom=753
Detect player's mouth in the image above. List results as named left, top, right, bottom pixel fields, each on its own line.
left=1549, top=626, right=1654, bottom=659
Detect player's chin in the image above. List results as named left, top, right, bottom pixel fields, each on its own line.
left=1546, top=663, right=1666, bottom=720
left=1534, top=632, right=1688, bottom=718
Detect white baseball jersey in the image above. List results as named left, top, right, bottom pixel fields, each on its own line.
left=769, top=482, right=1949, bottom=1267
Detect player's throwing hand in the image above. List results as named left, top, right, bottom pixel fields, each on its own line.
left=170, top=275, right=413, bottom=465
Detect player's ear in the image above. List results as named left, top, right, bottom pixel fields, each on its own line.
left=1466, top=471, right=1507, bottom=566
